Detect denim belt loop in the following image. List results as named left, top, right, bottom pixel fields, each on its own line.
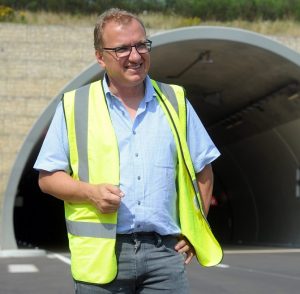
left=154, top=232, right=163, bottom=247
left=132, top=233, right=141, bottom=254
left=128, top=232, right=166, bottom=253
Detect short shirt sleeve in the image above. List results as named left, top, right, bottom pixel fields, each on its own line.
left=33, top=101, right=70, bottom=173
left=186, top=99, right=220, bottom=173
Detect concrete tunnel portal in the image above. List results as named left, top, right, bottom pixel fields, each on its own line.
left=2, top=26, right=300, bottom=251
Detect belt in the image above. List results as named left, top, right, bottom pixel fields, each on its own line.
left=116, top=232, right=177, bottom=253
left=117, top=232, right=176, bottom=239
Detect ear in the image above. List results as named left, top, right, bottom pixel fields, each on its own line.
left=95, top=50, right=106, bottom=68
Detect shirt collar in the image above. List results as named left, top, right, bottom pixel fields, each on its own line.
left=102, top=74, right=156, bottom=105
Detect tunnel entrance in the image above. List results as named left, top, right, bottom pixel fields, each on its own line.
left=13, top=141, right=68, bottom=251
left=14, top=170, right=68, bottom=251
left=3, top=26, right=300, bottom=251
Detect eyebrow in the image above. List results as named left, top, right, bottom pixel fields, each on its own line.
left=108, top=39, right=148, bottom=48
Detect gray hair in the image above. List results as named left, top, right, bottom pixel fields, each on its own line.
left=94, top=8, right=146, bottom=51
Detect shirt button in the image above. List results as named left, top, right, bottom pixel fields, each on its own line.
left=137, top=176, right=141, bottom=180
left=137, top=224, right=141, bottom=228
left=133, top=131, right=136, bottom=135
left=135, top=153, right=139, bottom=157
left=137, top=201, right=141, bottom=205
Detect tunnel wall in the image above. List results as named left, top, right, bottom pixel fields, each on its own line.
left=2, top=25, right=300, bottom=250
left=0, top=23, right=95, bottom=208
left=0, top=23, right=96, bottom=250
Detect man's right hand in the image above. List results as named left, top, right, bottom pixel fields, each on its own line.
left=88, top=183, right=124, bottom=214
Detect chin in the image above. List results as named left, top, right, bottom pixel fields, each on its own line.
left=127, top=74, right=146, bottom=85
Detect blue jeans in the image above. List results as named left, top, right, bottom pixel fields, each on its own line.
left=74, top=233, right=190, bottom=294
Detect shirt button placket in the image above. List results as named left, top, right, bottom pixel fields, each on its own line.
left=132, top=128, right=144, bottom=231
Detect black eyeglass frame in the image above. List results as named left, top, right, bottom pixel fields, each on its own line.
left=101, top=39, right=152, bottom=58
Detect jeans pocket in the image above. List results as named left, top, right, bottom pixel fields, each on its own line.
left=160, top=237, right=181, bottom=255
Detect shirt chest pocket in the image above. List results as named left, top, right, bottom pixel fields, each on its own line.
left=151, top=125, right=177, bottom=191
left=153, top=124, right=177, bottom=169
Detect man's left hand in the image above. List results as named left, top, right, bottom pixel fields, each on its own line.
left=174, top=237, right=195, bottom=265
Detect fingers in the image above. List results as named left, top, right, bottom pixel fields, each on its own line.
left=102, top=185, right=124, bottom=212
left=91, top=183, right=125, bottom=214
left=184, top=249, right=195, bottom=265
left=103, top=185, right=124, bottom=207
left=174, top=237, right=195, bottom=265
left=106, top=184, right=125, bottom=198
left=175, top=239, right=190, bottom=253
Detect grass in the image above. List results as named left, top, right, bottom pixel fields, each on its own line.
left=4, top=10, right=300, bottom=36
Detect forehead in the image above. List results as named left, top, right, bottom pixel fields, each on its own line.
left=102, top=19, right=146, bottom=45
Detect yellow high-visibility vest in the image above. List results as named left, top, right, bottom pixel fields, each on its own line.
left=62, top=79, right=223, bottom=285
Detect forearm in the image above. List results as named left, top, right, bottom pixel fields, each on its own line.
left=196, top=164, right=214, bottom=216
left=38, top=170, right=94, bottom=203
left=38, top=170, right=124, bottom=213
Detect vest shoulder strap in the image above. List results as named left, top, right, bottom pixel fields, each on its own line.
left=151, top=80, right=187, bottom=139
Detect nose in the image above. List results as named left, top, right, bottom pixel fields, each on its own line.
left=128, top=46, right=142, bottom=60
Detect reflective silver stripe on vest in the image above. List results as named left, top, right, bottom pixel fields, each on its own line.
left=155, top=82, right=179, bottom=115
left=193, top=179, right=201, bottom=210
left=194, top=196, right=201, bottom=210
left=66, top=219, right=116, bottom=239
left=74, top=84, right=90, bottom=182
left=193, top=179, right=199, bottom=194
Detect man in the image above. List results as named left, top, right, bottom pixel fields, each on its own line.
left=34, top=8, right=222, bottom=294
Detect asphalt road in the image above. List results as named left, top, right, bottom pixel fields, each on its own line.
left=1, top=247, right=300, bottom=294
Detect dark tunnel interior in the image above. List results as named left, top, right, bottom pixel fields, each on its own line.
left=11, top=29, right=300, bottom=251
left=13, top=138, right=69, bottom=251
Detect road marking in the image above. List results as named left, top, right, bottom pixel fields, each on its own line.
left=224, top=248, right=300, bottom=254
left=8, top=264, right=39, bottom=273
left=47, top=253, right=71, bottom=265
left=0, top=249, right=46, bottom=258
left=224, top=264, right=300, bottom=281
left=215, top=263, right=230, bottom=268
left=214, top=259, right=300, bottom=281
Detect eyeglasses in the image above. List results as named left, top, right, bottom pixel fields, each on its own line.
left=102, top=40, right=152, bottom=58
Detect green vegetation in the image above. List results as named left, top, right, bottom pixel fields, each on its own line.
left=165, top=0, right=300, bottom=21
left=2, top=0, right=300, bottom=21
left=0, top=5, right=15, bottom=21
left=2, top=1, right=300, bottom=36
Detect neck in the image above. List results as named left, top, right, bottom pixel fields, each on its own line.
left=107, top=77, right=145, bottom=103
left=110, top=83, right=144, bottom=102
left=106, top=77, right=145, bottom=120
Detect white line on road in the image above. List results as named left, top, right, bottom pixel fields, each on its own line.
left=215, top=263, right=230, bottom=268
left=214, top=258, right=300, bottom=281
left=8, top=264, right=39, bottom=273
left=225, top=264, right=300, bottom=281
left=224, top=248, right=300, bottom=254
left=47, top=253, right=71, bottom=265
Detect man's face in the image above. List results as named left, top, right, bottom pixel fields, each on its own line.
left=96, top=19, right=150, bottom=91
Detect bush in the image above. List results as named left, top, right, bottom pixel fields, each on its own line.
left=0, top=5, right=15, bottom=21
left=2, top=0, right=300, bottom=21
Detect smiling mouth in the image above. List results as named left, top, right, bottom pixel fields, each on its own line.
left=126, top=63, right=142, bottom=70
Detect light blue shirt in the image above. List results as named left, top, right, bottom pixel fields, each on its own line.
left=34, top=75, right=220, bottom=235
